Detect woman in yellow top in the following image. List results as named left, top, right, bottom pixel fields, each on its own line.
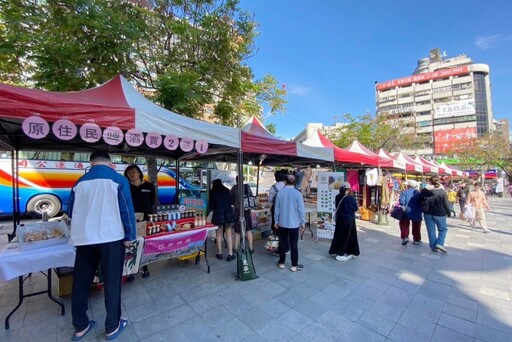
left=467, top=182, right=491, bottom=233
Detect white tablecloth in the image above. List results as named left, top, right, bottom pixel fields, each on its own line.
left=0, top=243, right=76, bottom=282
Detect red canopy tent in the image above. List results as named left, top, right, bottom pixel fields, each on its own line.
left=414, top=156, right=445, bottom=175
left=345, top=140, right=397, bottom=169
left=0, top=75, right=240, bottom=160
left=241, top=117, right=333, bottom=165
left=302, top=130, right=379, bottom=167
left=377, top=149, right=406, bottom=170
left=394, top=152, right=428, bottom=174
left=438, top=161, right=464, bottom=177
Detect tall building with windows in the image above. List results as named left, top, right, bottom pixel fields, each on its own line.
left=375, top=49, right=493, bottom=157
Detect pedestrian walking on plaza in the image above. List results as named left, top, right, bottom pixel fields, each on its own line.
left=209, top=179, right=236, bottom=261
left=447, top=186, right=457, bottom=217
left=274, top=174, right=306, bottom=272
left=420, top=176, right=451, bottom=253
left=329, top=182, right=360, bottom=261
left=456, top=181, right=470, bottom=215
left=398, top=180, right=422, bottom=245
left=68, top=151, right=136, bottom=341
left=467, top=182, right=492, bottom=233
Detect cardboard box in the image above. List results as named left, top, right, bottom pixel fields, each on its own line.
left=58, top=273, right=73, bottom=297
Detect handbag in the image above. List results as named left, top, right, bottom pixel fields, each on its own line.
left=464, top=203, right=475, bottom=221
left=264, top=234, right=279, bottom=253
left=236, top=247, right=258, bottom=281
left=390, top=206, right=405, bottom=220
left=242, top=184, right=258, bottom=210
left=391, top=191, right=414, bottom=220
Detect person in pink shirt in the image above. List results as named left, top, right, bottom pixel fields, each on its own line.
left=467, top=182, right=491, bottom=233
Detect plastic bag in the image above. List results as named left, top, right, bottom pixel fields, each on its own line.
left=464, top=203, right=475, bottom=221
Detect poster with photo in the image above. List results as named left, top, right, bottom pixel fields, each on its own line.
left=317, top=171, right=345, bottom=220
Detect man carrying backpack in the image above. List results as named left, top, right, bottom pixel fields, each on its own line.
left=420, top=176, right=452, bottom=253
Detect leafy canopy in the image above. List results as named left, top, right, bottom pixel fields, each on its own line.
left=0, top=0, right=286, bottom=125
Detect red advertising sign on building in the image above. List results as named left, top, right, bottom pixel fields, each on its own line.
left=376, top=66, right=469, bottom=91
left=434, top=127, right=477, bottom=154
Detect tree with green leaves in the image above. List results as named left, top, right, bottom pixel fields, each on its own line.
left=452, top=132, right=512, bottom=180
left=327, top=112, right=419, bottom=151
left=0, top=0, right=287, bottom=205
left=0, top=0, right=286, bottom=125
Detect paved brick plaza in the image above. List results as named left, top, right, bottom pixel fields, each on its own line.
left=1, top=196, right=511, bottom=341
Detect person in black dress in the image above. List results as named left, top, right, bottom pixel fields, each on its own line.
left=124, top=164, right=156, bottom=277
left=329, top=182, right=360, bottom=261
left=210, top=179, right=236, bottom=261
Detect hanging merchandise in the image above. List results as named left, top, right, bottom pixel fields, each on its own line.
left=366, top=168, right=378, bottom=186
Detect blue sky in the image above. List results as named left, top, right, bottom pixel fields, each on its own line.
left=239, top=0, right=512, bottom=140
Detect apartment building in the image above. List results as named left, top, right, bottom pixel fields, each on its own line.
left=375, top=49, right=493, bottom=157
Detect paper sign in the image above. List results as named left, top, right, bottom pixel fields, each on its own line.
left=145, top=132, right=163, bottom=149
left=195, top=139, right=208, bottom=154
left=52, top=119, right=77, bottom=141
left=79, top=123, right=102, bottom=143
left=125, top=129, right=144, bottom=147
left=22, top=116, right=50, bottom=139
left=103, top=126, right=124, bottom=146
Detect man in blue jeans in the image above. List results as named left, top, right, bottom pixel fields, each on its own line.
left=68, top=151, right=136, bottom=341
left=420, top=176, right=452, bottom=253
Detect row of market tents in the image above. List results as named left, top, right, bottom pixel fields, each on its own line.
left=0, top=75, right=464, bottom=177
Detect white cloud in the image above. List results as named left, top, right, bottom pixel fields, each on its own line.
left=286, top=84, right=312, bottom=96
left=475, top=34, right=501, bottom=49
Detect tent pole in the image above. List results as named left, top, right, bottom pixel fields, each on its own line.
left=8, top=149, right=20, bottom=242
left=237, top=148, right=246, bottom=250
left=256, top=163, right=260, bottom=196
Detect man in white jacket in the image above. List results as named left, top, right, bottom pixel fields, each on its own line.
left=68, top=151, right=136, bottom=341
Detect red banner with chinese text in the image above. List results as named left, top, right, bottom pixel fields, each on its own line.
left=434, top=127, right=477, bottom=154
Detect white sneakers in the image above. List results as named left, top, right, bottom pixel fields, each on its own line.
left=335, top=254, right=356, bottom=261
left=435, top=245, right=447, bottom=253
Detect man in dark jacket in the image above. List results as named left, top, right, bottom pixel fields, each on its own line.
left=420, top=176, right=452, bottom=253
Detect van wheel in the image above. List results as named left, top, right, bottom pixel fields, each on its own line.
left=26, top=195, right=61, bottom=219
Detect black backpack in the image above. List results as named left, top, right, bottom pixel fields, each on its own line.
left=420, top=195, right=436, bottom=213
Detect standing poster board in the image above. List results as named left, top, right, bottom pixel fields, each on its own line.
left=316, top=171, right=345, bottom=221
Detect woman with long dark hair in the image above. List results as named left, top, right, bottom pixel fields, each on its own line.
left=210, top=179, right=236, bottom=261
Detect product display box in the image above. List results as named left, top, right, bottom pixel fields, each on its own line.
left=18, top=221, right=70, bottom=251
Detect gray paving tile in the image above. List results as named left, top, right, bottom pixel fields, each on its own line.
left=3, top=197, right=512, bottom=341
left=430, top=324, right=473, bottom=342
left=437, top=312, right=477, bottom=336
left=199, top=304, right=235, bottom=328
left=474, top=324, right=512, bottom=342
left=357, top=311, right=396, bottom=336
left=299, top=321, right=340, bottom=341
left=277, top=308, right=313, bottom=332
left=442, top=302, right=477, bottom=322
left=388, top=322, right=433, bottom=342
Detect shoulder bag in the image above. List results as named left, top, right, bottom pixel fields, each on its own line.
left=332, top=195, right=347, bottom=221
